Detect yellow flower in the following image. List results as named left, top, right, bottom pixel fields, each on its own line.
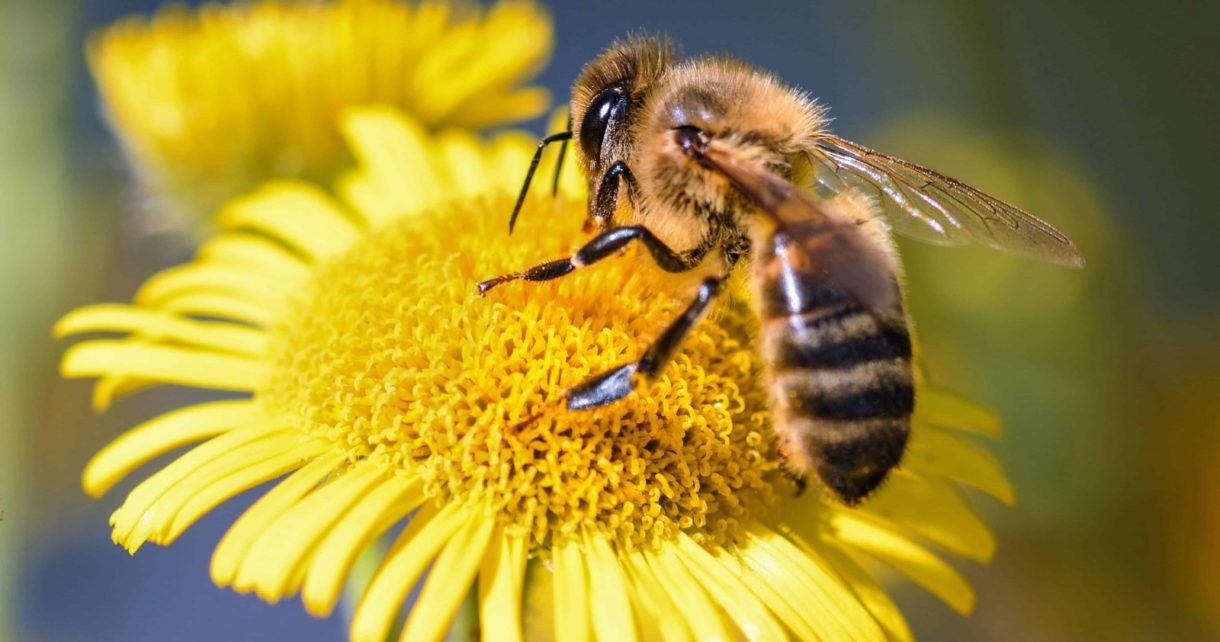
left=90, top=0, right=551, bottom=221
left=59, top=107, right=1014, bottom=641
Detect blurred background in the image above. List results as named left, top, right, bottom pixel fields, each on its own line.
left=2, top=0, right=1216, bottom=640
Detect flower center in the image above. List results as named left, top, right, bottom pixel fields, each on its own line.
left=261, top=197, right=780, bottom=548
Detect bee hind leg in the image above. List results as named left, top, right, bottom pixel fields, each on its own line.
left=566, top=276, right=724, bottom=410
left=776, top=442, right=809, bottom=496
left=789, top=473, right=808, bottom=497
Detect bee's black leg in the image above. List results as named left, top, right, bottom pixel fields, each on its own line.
left=566, top=276, right=724, bottom=410
left=588, top=160, right=636, bottom=231
left=790, top=473, right=808, bottom=497
left=777, top=448, right=809, bottom=496
left=477, top=225, right=701, bottom=295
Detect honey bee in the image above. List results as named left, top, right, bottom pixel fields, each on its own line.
left=478, top=34, right=1082, bottom=504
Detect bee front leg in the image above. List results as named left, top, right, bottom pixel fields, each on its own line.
left=566, top=276, right=724, bottom=410
left=588, top=160, right=635, bottom=232
left=476, top=225, right=699, bottom=295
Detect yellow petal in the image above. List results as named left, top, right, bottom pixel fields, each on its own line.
left=83, top=399, right=260, bottom=497
left=340, top=108, right=446, bottom=226
left=198, top=233, right=311, bottom=280
left=715, top=544, right=816, bottom=642
left=159, top=291, right=275, bottom=327
left=349, top=502, right=462, bottom=642
left=552, top=536, right=592, bottom=642
left=740, top=522, right=884, bottom=642
left=109, top=426, right=288, bottom=551
left=621, top=548, right=692, bottom=642
left=159, top=439, right=325, bottom=546
left=905, top=425, right=1015, bottom=504
left=478, top=527, right=526, bottom=642
left=830, top=510, right=975, bottom=614
left=400, top=513, right=494, bottom=642
left=671, top=533, right=787, bottom=642
left=91, top=375, right=153, bottom=412
left=238, top=463, right=387, bottom=600
left=797, top=532, right=914, bottom=642
left=55, top=304, right=268, bottom=356
left=302, top=474, right=425, bottom=617
left=212, top=450, right=345, bottom=586
left=434, top=128, right=490, bottom=200
left=583, top=531, right=637, bottom=642
left=916, top=388, right=1002, bottom=436
left=486, top=131, right=536, bottom=194
left=521, top=558, right=556, bottom=642
left=643, top=546, right=731, bottom=642
left=858, top=471, right=996, bottom=562
left=218, top=181, right=362, bottom=261
left=130, top=432, right=308, bottom=546
left=62, top=339, right=266, bottom=392
left=411, top=2, right=550, bottom=125
left=136, top=262, right=287, bottom=313
left=452, top=86, right=550, bottom=130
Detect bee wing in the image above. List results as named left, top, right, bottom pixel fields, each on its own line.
left=702, top=143, right=899, bottom=310
left=809, top=135, right=1084, bottom=267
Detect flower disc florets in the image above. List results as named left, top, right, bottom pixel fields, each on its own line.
left=262, top=197, right=780, bottom=549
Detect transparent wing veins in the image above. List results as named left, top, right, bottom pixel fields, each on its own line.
left=810, top=135, right=1084, bottom=267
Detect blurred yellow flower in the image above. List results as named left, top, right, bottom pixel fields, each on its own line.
left=59, top=107, right=1014, bottom=641
left=89, top=0, right=552, bottom=221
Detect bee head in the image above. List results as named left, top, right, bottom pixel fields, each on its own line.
left=570, top=33, right=676, bottom=176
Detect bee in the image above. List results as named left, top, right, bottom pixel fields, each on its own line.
left=478, top=34, right=1082, bottom=504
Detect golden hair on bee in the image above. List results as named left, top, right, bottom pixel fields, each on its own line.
left=481, top=33, right=1081, bottom=504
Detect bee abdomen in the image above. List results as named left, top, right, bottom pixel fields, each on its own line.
left=763, top=305, right=914, bottom=504
left=783, top=415, right=909, bottom=504
left=773, top=359, right=914, bottom=420
left=767, top=306, right=912, bottom=371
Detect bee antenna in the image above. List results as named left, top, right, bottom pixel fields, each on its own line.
left=549, top=115, right=573, bottom=197
left=509, top=130, right=573, bottom=235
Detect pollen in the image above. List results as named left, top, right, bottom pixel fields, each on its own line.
left=260, top=197, right=779, bottom=548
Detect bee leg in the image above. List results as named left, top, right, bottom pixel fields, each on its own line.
left=788, top=473, right=808, bottom=497
left=777, top=430, right=809, bottom=496
left=566, top=276, right=724, bottom=410
left=588, top=160, right=637, bottom=231
left=778, top=454, right=809, bottom=496
left=477, top=225, right=699, bottom=295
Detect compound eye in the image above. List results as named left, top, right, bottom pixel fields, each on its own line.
left=579, top=83, right=628, bottom=161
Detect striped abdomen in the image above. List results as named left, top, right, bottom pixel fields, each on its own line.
left=757, top=230, right=913, bottom=504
